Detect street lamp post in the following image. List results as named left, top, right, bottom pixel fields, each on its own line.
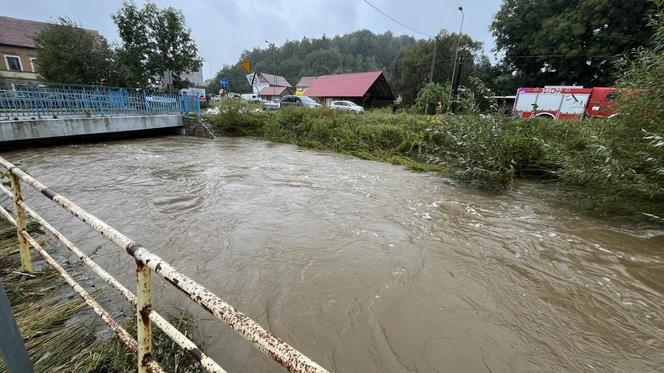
left=447, top=6, right=464, bottom=113
left=265, top=40, right=276, bottom=86
left=424, top=35, right=438, bottom=115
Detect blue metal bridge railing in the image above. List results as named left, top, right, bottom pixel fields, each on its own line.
left=0, top=84, right=201, bottom=120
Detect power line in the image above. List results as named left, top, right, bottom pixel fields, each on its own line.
left=507, top=53, right=622, bottom=59
left=361, top=0, right=432, bottom=37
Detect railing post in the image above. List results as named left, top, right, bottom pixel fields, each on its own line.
left=9, top=173, right=31, bottom=272
left=137, top=261, right=152, bottom=373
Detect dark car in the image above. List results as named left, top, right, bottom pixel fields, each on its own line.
left=280, top=95, right=322, bottom=108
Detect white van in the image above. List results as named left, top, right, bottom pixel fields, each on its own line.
left=240, top=93, right=260, bottom=102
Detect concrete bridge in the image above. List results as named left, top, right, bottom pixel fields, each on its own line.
left=1, top=114, right=185, bottom=145
left=0, top=84, right=203, bottom=145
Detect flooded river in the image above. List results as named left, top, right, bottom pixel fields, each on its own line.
left=2, top=136, right=663, bottom=372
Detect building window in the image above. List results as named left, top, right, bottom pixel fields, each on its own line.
left=4, top=55, right=22, bottom=71
left=30, top=57, right=37, bottom=73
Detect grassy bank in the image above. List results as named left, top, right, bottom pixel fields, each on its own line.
left=205, top=105, right=663, bottom=223
left=0, top=220, right=203, bottom=371
left=0, top=222, right=98, bottom=372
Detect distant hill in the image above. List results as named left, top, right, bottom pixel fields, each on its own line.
left=208, top=30, right=417, bottom=94
left=208, top=29, right=502, bottom=103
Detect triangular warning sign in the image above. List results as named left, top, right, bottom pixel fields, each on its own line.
left=240, top=59, right=252, bottom=73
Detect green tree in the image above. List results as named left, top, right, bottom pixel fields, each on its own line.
left=391, top=31, right=484, bottom=104
left=34, top=17, right=118, bottom=85
left=414, top=82, right=450, bottom=114
left=149, top=6, right=201, bottom=88
left=113, top=1, right=201, bottom=88
left=112, top=2, right=153, bottom=87
left=492, top=0, right=657, bottom=86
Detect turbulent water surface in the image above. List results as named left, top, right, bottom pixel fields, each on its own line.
left=2, top=136, right=663, bottom=372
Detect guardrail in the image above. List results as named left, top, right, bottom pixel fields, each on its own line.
left=0, top=156, right=328, bottom=373
left=0, top=85, right=201, bottom=120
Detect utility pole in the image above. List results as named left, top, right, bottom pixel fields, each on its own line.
left=424, top=35, right=438, bottom=115
left=450, top=55, right=464, bottom=113
left=265, top=40, right=276, bottom=86
left=447, top=6, right=464, bottom=113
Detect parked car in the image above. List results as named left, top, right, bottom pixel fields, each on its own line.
left=280, top=95, right=322, bottom=108
left=330, top=100, right=364, bottom=113
left=262, top=99, right=280, bottom=111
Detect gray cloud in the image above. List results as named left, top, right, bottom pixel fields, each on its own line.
left=3, top=0, right=502, bottom=79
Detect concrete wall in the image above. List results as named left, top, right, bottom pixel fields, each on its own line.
left=0, top=115, right=183, bottom=143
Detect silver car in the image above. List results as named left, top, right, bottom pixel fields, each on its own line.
left=280, top=95, right=322, bottom=108
left=330, top=100, right=364, bottom=113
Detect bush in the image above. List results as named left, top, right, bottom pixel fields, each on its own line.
left=414, top=83, right=449, bottom=115
left=204, top=98, right=265, bottom=136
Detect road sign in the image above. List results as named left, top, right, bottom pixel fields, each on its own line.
left=220, top=78, right=229, bottom=88
left=162, top=70, right=173, bottom=85
left=240, top=59, right=252, bottom=73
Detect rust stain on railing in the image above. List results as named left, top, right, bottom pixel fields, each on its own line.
left=0, top=156, right=328, bottom=373
left=0, top=182, right=227, bottom=373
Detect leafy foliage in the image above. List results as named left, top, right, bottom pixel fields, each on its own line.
left=572, top=3, right=664, bottom=220
left=112, top=2, right=153, bottom=87
left=34, top=17, right=120, bottom=86
left=391, top=32, right=489, bottom=104
left=456, top=76, right=498, bottom=114
left=32, top=3, right=200, bottom=88
left=414, top=82, right=450, bottom=114
left=492, top=0, right=657, bottom=86
left=113, top=1, right=201, bottom=88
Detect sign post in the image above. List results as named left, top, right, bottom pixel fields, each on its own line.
left=240, top=59, right=252, bottom=73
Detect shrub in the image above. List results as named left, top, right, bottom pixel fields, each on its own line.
left=204, top=98, right=265, bottom=136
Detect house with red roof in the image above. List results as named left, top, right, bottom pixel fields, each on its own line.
left=0, top=16, right=102, bottom=84
left=304, top=71, right=394, bottom=108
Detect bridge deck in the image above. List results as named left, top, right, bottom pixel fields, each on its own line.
left=0, top=114, right=184, bottom=144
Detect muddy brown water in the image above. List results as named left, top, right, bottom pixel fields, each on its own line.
left=1, top=136, right=663, bottom=372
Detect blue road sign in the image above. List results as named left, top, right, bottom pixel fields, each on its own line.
left=220, top=78, right=229, bottom=88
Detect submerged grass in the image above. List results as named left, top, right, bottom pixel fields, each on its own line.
left=70, top=312, right=202, bottom=373
left=0, top=220, right=205, bottom=372
left=0, top=223, right=98, bottom=372
left=205, top=106, right=664, bottom=223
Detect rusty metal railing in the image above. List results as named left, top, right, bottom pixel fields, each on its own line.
left=0, top=156, right=328, bottom=373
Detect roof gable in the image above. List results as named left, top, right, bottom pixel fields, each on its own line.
left=304, top=71, right=384, bottom=98
left=0, top=16, right=102, bottom=48
left=296, top=76, right=318, bottom=88
left=259, top=72, right=292, bottom=87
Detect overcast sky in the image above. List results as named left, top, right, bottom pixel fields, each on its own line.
left=3, top=0, right=503, bottom=80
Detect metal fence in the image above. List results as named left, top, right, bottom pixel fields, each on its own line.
left=0, top=84, right=201, bottom=120
left=0, top=157, right=328, bottom=373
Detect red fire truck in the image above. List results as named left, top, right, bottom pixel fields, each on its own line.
left=512, top=86, right=620, bottom=120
